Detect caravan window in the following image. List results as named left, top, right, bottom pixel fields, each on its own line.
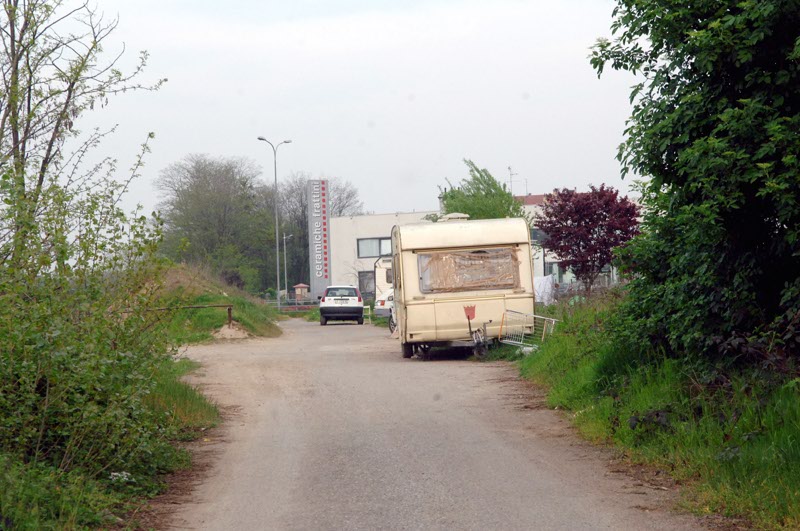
left=417, top=247, right=520, bottom=293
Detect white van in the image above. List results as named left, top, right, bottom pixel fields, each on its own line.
left=391, top=217, right=535, bottom=358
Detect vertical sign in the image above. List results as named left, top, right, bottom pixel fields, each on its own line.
left=306, top=179, right=331, bottom=299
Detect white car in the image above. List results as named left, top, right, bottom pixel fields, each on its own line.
left=319, top=285, right=364, bottom=325
left=374, top=288, right=394, bottom=318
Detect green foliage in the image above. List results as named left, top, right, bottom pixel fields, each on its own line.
left=0, top=358, right=219, bottom=529
left=0, top=3, right=212, bottom=526
left=521, top=297, right=800, bottom=528
left=439, top=160, right=530, bottom=222
left=591, top=2, right=800, bottom=364
left=372, top=316, right=390, bottom=328
left=145, top=358, right=219, bottom=441
left=0, top=453, right=121, bottom=529
left=157, top=155, right=273, bottom=295
left=163, top=291, right=280, bottom=344
left=304, top=307, right=321, bottom=322
left=157, top=162, right=365, bottom=295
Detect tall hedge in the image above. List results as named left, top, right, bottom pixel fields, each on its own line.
left=591, top=1, right=800, bottom=364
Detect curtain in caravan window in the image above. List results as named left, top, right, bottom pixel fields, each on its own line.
left=418, top=247, right=520, bottom=293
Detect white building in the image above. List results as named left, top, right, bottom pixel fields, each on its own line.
left=330, top=210, right=436, bottom=298
left=328, top=195, right=618, bottom=301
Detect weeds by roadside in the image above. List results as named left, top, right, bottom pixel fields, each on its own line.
left=372, top=316, right=390, bottom=328
left=0, top=357, right=219, bottom=529
left=519, top=296, right=800, bottom=529
left=163, top=294, right=280, bottom=345
left=304, top=307, right=321, bottom=322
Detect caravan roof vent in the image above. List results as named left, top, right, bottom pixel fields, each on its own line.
left=440, top=212, right=470, bottom=222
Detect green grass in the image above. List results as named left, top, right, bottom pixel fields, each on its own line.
left=164, top=293, right=280, bottom=344
left=518, top=298, right=800, bottom=529
left=372, top=316, right=390, bottom=328
left=303, top=307, right=321, bottom=322
left=483, top=343, right=526, bottom=361
left=145, top=358, right=220, bottom=439
left=0, top=357, right=220, bottom=529
left=0, top=454, right=121, bottom=530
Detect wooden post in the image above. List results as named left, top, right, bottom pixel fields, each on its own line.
left=227, top=306, right=232, bottom=328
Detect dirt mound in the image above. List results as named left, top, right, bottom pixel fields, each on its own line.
left=212, top=322, right=250, bottom=340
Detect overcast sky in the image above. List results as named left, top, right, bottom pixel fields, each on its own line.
left=80, top=0, right=637, bottom=216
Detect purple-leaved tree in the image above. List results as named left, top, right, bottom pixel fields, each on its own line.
left=535, top=185, right=639, bottom=294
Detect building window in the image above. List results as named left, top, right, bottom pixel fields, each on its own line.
left=385, top=268, right=393, bottom=284
left=530, top=228, right=546, bottom=245
left=357, top=237, right=392, bottom=258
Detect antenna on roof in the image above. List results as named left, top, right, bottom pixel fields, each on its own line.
left=508, top=166, right=525, bottom=195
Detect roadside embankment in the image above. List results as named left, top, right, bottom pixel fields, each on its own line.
left=161, top=265, right=281, bottom=344
left=516, top=294, right=800, bottom=529
left=0, top=264, right=281, bottom=528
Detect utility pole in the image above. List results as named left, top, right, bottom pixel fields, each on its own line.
left=257, top=137, right=292, bottom=310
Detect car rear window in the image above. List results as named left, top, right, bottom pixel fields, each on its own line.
left=326, top=287, right=358, bottom=297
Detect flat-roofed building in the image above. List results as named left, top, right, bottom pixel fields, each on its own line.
left=330, top=210, right=436, bottom=299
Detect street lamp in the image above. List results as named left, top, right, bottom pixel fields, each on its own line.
left=283, top=233, right=293, bottom=302
left=257, top=136, right=292, bottom=310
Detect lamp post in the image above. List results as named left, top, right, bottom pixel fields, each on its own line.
left=257, top=136, right=292, bottom=310
left=283, top=233, right=293, bottom=302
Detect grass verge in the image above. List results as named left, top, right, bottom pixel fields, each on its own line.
left=372, top=316, right=390, bottom=328
left=0, top=358, right=219, bottom=529
left=145, top=358, right=220, bottom=440
left=518, top=297, right=800, bottom=529
left=303, top=307, right=321, bottom=322
left=163, top=293, right=280, bottom=344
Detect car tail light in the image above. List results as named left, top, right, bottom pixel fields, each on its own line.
left=356, top=290, right=362, bottom=302
left=321, top=297, right=326, bottom=302
left=378, top=300, right=384, bottom=306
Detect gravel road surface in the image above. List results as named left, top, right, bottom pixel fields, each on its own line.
left=165, top=319, right=701, bottom=531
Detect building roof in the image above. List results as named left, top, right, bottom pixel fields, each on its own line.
left=293, top=283, right=310, bottom=288
left=515, top=194, right=547, bottom=206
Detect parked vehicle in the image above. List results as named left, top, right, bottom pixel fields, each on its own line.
left=319, top=285, right=364, bottom=325
left=391, top=218, right=535, bottom=358
left=374, top=288, right=394, bottom=317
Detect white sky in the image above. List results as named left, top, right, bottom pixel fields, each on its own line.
left=78, top=0, right=637, bottom=215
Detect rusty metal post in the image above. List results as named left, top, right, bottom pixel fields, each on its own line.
left=227, top=306, right=232, bottom=328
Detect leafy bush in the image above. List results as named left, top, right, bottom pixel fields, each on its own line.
left=521, top=297, right=800, bottom=527
left=591, top=1, right=800, bottom=366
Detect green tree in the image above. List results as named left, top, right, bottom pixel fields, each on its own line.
left=591, top=2, right=800, bottom=362
left=439, top=160, right=529, bottom=222
left=156, top=154, right=272, bottom=292
left=0, top=0, right=176, bottom=500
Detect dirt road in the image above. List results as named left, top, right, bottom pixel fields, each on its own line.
left=165, top=319, right=701, bottom=530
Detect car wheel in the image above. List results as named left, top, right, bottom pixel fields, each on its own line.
left=388, top=317, right=396, bottom=333
left=357, top=317, right=364, bottom=325
left=320, top=316, right=327, bottom=326
left=402, top=342, right=413, bottom=359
